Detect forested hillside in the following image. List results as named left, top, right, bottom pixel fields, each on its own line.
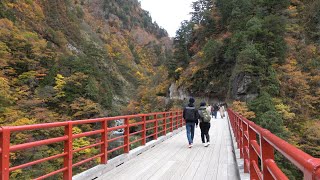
left=171, top=0, right=319, bottom=178
left=0, top=0, right=175, bottom=125
left=0, top=0, right=176, bottom=178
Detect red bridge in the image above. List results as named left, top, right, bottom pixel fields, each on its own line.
left=0, top=109, right=319, bottom=179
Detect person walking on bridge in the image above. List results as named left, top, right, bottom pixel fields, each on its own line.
left=219, top=104, right=225, bottom=118
left=213, top=104, right=219, bottom=119
left=198, top=102, right=211, bottom=147
left=183, top=97, right=199, bottom=148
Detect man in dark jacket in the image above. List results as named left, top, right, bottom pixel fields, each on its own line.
left=183, top=97, right=199, bottom=148
left=213, top=104, right=219, bottom=119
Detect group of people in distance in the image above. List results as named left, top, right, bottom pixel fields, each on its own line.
left=182, top=97, right=226, bottom=148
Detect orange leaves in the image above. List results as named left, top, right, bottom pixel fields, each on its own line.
left=284, top=37, right=298, bottom=47
left=231, top=101, right=256, bottom=119
left=70, top=97, right=101, bottom=119
left=8, top=1, right=44, bottom=21
left=125, top=100, right=141, bottom=114
left=0, top=18, right=14, bottom=31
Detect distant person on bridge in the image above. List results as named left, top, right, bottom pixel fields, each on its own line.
left=219, top=104, right=225, bottom=118
left=183, top=97, right=199, bottom=148
left=212, top=104, right=219, bottom=119
left=198, top=102, right=211, bottom=147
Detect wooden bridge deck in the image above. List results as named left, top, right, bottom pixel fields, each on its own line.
left=98, top=113, right=239, bottom=180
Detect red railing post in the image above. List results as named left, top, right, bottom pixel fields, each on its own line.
left=180, top=111, right=183, bottom=127
left=142, top=115, right=146, bottom=145
left=231, top=112, right=236, bottom=133
left=63, top=122, right=73, bottom=180
left=176, top=111, right=180, bottom=129
left=101, top=119, right=108, bottom=164
left=154, top=114, right=158, bottom=140
left=170, top=112, right=173, bottom=132
left=261, top=131, right=274, bottom=180
left=243, top=121, right=249, bottom=173
left=236, top=116, right=241, bottom=150
left=0, top=127, right=10, bottom=180
left=240, top=118, right=244, bottom=158
left=314, top=166, right=320, bottom=180
left=163, top=113, right=167, bottom=135
left=173, top=112, right=176, bottom=129
left=124, top=117, right=130, bottom=153
left=248, top=124, right=259, bottom=179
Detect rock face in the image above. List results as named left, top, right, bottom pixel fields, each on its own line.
left=169, top=83, right=189, bottom=100
left=231, top=72, right=258, bottom=102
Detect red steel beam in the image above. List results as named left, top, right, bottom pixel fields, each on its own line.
left=9, top=152, right=67, bottom=172
left=101, top=120, right=107, bottom=164
left=34, top=167, right=68, bottom=180
left=0, top=127, right=10, bottom=180
left=63, top=122, right=72, bottom=180
left=73, top=142, right=104, bottom=153
left=10, top=136, right=68, bottom=152
left=72, top=129, right=104, bottom=139
left=72, top=153, right=103, bottom=168
left=265, top=159, right=289, bottom=180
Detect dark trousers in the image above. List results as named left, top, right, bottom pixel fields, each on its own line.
left=199, top=122, right=210, bottom=143
left=212, top=111, right=217, bottom=118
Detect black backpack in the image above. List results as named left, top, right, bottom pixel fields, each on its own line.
left=184, top=107, right=196, bottom=120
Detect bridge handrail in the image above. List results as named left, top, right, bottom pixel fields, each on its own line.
left=0, top=110, right=184, bottom=180
left=228, top=109, right=320, bottom=180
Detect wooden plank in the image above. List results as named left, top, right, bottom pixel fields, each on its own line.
left=97, top=117, right=240, bottom=180
left=205, top=118, right=224, bottom=179
left=100, top=133, right=182, bottom=179
left=182, top=161, right=201, bottom=180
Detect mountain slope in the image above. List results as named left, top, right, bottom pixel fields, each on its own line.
left=0, top=0, right=174, bottom=126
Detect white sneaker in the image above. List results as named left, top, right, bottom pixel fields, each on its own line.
left=188, top=144, right=192, bottom=148
left=203, top=143, right=207, bottom=147
left=207, top=142, right=210, bottom=146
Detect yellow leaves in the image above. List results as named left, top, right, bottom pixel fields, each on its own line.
left=10, top=169, right=23, bottom=179
left=175, top=67, right=183, bottom=73
left=105, top=44, right=121, bottom=59
left=0, top=42, right=11, bottom=66
left=275, top=103, right=295, bottom=120
left=197, top=51, right=204, bottom=58
left=72, top=126, right=91, bottom=154
left=54, top=74, right=66, bottom=98
left=0, top=76, right=12, bottom=102
left=6, top=3, right=15, bottom=9
left=11, top=118, right=35, bottom=126
left=231, top=101, right=256, bottom=119
left=135, top=70, right=149, bottom=83
left=65, top=72, right=88, bottom=88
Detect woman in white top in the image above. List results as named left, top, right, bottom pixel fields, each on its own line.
left=219, top=105, right=225, bottom=118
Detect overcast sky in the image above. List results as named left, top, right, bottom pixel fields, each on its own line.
left=139, top=0, right=195, bottom=37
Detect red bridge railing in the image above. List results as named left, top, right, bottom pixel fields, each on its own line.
left=0, top=111, right=183, bottom=180
left=228, top=109, right=320, bottom=180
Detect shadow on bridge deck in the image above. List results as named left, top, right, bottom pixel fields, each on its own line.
left=74, top=113, right=242, bottom=180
